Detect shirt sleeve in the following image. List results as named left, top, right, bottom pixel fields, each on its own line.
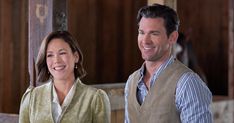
left=92, top=89, right=111, bottom=123
left=19, top=86, right=34, bottom=123
left=176, top=72, right=213, bottom=123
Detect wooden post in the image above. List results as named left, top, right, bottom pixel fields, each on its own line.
left=229, top=0, right=234, bottom=99
left=28, top=0, right=67, bottom=86
left=148, top=0, right=177, bottom=10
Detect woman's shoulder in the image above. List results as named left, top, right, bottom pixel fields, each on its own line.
left=33, top=82, right=51, bottom=92
left=76, top=80, right=108, bottom=98
left=21, top=81, right=51, bottom=101
left=77, top=80, right=98, bottom=93
left=20, top=85, right=35, bottom=102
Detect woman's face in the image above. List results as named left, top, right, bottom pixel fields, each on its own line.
left=46, top=38, right=79, bottom=82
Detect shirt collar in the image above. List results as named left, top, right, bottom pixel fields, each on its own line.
left=52, top=80, right=77, bottom=108
left=138, top=55, right=176, bottom=86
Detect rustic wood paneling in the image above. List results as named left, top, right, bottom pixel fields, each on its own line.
left=111, top=110, right=124, bottom=123
left=0, top=0, right=13, bottom=113
left=0, top=0, right=2, bottom=112
left=0, top=0, right=28, bottom=113
left=229, top=0, right=234, bottom=99
left=177, top=0, right=229, bottom=95
left=0, top=0, right=2, bottom=113
left=68, top=0, right=98, bottom=83
left=68, top=0, right=146, bottom=84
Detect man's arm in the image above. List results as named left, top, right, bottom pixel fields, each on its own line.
left=176, top=72, right=213, bottom=123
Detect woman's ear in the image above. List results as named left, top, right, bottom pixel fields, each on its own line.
left=169, top=31, right=179, bottom=44
left=74, top=51, right=79, bottom=63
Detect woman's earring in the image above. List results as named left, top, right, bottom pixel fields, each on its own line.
left=75, top=63, right=78, bottom=69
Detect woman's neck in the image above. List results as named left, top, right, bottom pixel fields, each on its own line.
left=53, top=77, right=75, bottom=105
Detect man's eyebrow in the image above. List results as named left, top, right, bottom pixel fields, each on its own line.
left=149, top=30, right=160, bottom=33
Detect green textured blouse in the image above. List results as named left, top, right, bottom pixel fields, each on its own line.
left=19, top=78, right=111, bottom=123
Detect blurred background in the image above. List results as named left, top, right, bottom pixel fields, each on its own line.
left=0, top=0, right=233, bottom=122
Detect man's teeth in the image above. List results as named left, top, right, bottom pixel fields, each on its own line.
left=144, top=47, right=153, bottom=50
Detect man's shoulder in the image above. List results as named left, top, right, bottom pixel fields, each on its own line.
left=128, top=69, right=141, bottom=80
left=125, top=68, right=142, bottom=88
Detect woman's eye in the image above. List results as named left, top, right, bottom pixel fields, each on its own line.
left=60, top=52, right=67, bottom=55
left=47, top=55, right=53, bottom=57
left=47, top=54, right=53, bottom=57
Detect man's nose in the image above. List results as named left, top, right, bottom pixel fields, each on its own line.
left=142, top=34, right=151, bottom=44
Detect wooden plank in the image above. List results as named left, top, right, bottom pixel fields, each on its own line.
left=0, top=0, right=13, bottom=113
left=11, top=0, right=25, bottom=112
left=148, top=0, right=177, bottom=10
left=148, top=0, right=164, bottom=5
left=19, top=0, right=29, bottom=97
left=95, top=0, right=119, bottom=82
left=67, top=0, right=98, bottom=83
left=116, top=110, right=124, bottom=123
left=111, top=110, right=116, bottom=123
left=0, top=0, right=2, bottom=112
left=0, top=0, right=28, bottom=113
left=122, top=0, right=146, bottom=82
left=229, top=0, right=234, bottom=99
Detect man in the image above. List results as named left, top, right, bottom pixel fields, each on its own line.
left=124, top=4, right=212, bottom=123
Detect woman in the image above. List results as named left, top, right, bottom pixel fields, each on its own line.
left=19, top=31, right=111, bottom=123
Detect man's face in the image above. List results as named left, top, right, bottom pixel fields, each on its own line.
left=138, top=17, right=176, bottom=62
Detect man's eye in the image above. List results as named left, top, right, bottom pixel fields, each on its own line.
left=138, top=31, right=144, bottom=35
left=152, top=32, right=159, bottom=36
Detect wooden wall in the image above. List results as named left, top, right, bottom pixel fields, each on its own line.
left=177, top=0, right=229, bottom=95
left=0, top=0, right=146, bottom=114
left=67, top=0, right=146, bottom=84
left=0, top=0, right=28, bottom=113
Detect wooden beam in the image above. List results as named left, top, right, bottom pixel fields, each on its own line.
left=229, top=0, right=234, bottom=99
left=148, top=0, right=164, bottom=5
left=28, top=0, right=67, bottom=86
left=148, top=0, right=177, bottom=10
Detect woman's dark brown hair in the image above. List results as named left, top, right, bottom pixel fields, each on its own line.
left=36, top=30, right=86, bottom=82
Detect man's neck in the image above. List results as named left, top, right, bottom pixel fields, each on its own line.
left=145, top=55, right=171, bottom=76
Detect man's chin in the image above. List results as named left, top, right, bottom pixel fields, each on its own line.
left=142, top=56, right=160, bottom=62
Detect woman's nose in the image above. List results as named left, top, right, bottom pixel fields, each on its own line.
left=54, top=55, right=62, bottom=62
